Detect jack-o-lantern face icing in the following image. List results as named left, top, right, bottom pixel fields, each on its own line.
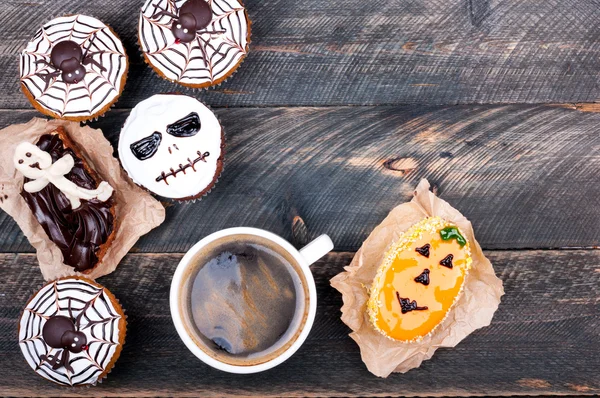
left=367, top=217, right=472, bottom=342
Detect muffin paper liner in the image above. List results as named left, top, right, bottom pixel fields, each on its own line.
left=0, top=118, right=166, bottom=281
left=330, top=178, right=504, bottom=377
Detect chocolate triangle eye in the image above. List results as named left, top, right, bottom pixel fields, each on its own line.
left=440, top=254, right=454, bottom=269
left=414, top=269, right=430, bottom=285
left=415, top=244, right=430, bottom=258
left=130, top=132, right=162, bottom=160
left=166, top=112, right=201, bottom=137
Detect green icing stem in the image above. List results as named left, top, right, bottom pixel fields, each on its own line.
left=439, top=226, right=467, bottom=247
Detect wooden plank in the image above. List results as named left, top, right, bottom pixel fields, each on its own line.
left=0, top=250, right=598, bottom=396
left=2, top=105, right=600, bottom=252
left=2, top=0, right=600, bottom=107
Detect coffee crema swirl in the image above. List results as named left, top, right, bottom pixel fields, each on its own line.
left=180, top=234, right=309, bottom=366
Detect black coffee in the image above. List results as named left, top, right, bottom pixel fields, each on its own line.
left=181, top=234, right=308, bottom=366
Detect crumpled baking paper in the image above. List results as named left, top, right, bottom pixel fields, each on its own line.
left=0, top=118, right=166, bottom=281
left=330, top=179, right=504, bottom=377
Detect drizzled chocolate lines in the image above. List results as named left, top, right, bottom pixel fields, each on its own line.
left=396, top=292, right=428, bottom=314
left=18, top=279, right=123, bottom=386
left=140, top=0, right=248, bottom=83
left=20, top=15, right=127, bottom=118
left=156, top=150, right=210, bottom=184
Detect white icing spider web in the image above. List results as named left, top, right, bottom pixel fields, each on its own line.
left=20, top=15, right=127, bottom=118
left=140, top=0, right=249, bottom=85
left=18, top=279, right=123, bottom=386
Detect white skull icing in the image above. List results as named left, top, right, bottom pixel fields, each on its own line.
left=118, top=94, right=223, bottom=199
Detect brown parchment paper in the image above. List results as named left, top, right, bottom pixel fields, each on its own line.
left=330, top=179, right=504, bottom=378
left=0, top=118, right=166, bottom=281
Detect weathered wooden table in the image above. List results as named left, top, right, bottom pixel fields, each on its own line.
left=1, top=0, right=599, bottom=396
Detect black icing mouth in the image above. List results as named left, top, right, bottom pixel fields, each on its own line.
left=17, top=158, right=41, bottom=169
left=155, top=150, right=210, bottom=184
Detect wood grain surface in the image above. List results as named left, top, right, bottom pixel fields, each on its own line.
left=2, top=0, right=600, bottom=396
left=2, top=105, right=600, bottom=253
left=0, top=251, right=598, bottom=396
left=2, top=0, right=600, bottom=107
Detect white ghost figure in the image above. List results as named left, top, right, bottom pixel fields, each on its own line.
left=13, top=142, right=113, bottom=209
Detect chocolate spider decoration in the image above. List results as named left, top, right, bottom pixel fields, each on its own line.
left=152, top=0, right=226, bottom=55
left=39, top=300, right=89, bottom=373
left=34, top=34, right=106, bottom=90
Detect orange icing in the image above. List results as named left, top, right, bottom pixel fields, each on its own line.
left=367, top=217, right=471, bottom=342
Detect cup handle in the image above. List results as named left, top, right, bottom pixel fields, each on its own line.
left=299, top=234, right=334, bottom=267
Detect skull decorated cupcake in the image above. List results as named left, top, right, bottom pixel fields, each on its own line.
left=138, top=0, right=251, bottom=88
left=18, top=276, right=127, bottom=386
left=19, top=15, right=128, bottom=121
left=118, top=94, right=224, bottom=200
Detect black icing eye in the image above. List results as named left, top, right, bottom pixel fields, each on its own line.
left=166, top=112, right=201, bottom=137
left=130, top=132, right=162, bottom=160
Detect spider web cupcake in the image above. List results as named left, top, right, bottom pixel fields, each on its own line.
left=18, top=277, right=126, bottom=386
left=139, top=0, right=251, bottom=88
left=19, top=15, right=128, bottom=122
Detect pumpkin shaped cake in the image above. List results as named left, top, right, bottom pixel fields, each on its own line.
left=367, top=216, right=472, bottom=342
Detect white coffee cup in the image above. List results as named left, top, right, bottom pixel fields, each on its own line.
left=170, top=227, right=334, bottom=374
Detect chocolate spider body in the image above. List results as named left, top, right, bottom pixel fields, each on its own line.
left=39, top=312, right=88, bottom=372
left=34, top=36, right=106, bottom=89
left=152, top=0, right=225, bottom=44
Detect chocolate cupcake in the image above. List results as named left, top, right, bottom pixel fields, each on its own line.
left=118, top=94, right=224, bottom=200
left=139, top=0, right=250, bottom=88
left=13, top=127, right=116, bottom=274
left=18, top=277, right=127, bottom=386
left=20, top=15, right=128, bottom=121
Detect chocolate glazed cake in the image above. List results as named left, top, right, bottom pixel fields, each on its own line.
left=17, top=127, right=116, bottom=273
